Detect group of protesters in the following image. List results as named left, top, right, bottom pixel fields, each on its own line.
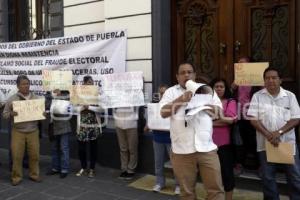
left=158, top=60, right=300, bottom=200
left=1, top=57, right=300, bottom=200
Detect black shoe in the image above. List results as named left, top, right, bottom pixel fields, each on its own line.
left=124, top=172, right=135, bottom=180
left=46, top=170, right=59, bottom=176
left=118, top=171, right=128, bottom=179
left=60, top=173, right=68, bottom=179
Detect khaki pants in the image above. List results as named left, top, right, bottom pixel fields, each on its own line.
left=116, top=128, right=138, bottom=173
left=171, top=150, right=224, bottom=200
left=11, top=128, right=40, bottom=183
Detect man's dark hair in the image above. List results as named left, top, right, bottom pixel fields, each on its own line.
left=83, top=75, right=93, bottom=83
left=16, top=74, right=30, bottom=86
left=177, top=61, right=196, bottom=74
left=210, top=78, right=232, bottom=99
left=263, top=67, right=282, bottom=79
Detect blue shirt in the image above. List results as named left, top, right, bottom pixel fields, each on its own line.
left=152, top=130, right=171, bottom=144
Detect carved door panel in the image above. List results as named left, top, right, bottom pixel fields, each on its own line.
left=172, top=0, right=298, bottom=95
left=234, top=0, right=297, bottom=93
left=172, top=0, right=234, bottom=83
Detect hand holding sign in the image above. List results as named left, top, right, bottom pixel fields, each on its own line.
left=12, top=99, right=45, bottom=123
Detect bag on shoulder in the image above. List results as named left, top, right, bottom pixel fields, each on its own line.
left=225, top=98, right=243, bottom=146
left=231, top=122, right=243, bottom=146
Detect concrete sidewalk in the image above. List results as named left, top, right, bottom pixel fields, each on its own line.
left=0, top=148, right=289, bottom=200
left=0, top=149, right=177, bottom=200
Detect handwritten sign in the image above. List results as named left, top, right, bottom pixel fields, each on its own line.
left=42, top=70, right=73, bottom=91
left=100, top=71, right=145, bottom=108
left=266, top=141, right=294, bottom=164
left=234, top=62, right=269, bottom=86
left=147, top=103, right=170, bottom=131
left=70, top=85, right=99, bottom=105
left=13, top=99, right=45, bottom=123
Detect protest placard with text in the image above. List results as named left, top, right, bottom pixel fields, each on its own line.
left=70, top=85, right=99, bottom=105
left=13, top=99, right=45, bottom=123
left=234, top=62, right=269, bottom=86
left=100, top=71, right=145, bottom=108
left=42, top=70, right=73, bottom=91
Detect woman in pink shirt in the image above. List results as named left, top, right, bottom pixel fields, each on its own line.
left=211, top=78, right=237, bottom=200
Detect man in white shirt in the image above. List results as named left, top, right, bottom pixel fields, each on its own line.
left=113, top=107, right=139, bottom=180
left=248, top=67, right=300, bottom=200
left=160, top=62, right=224, bottom=200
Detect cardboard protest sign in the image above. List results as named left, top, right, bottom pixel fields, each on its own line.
left=234, top=62, right=269, bottom=86
left=70, top=85, right=99, bottom=105
left=266, top=141, right=294, bottom=164
left=42, top=70, right=72, bottom=91
left=13, top=99, right=45, bottom=123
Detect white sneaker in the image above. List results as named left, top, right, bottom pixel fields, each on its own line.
left=152, top=184, right=162, bottom=192
left=76, top=169, right=88, bottom=177
left=174, top=186, right=180, bottom=195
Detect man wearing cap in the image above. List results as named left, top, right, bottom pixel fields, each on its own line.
left=160, top=62, right=224, bottom=200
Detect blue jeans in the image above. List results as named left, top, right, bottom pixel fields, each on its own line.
left=258, top=148, right=300, bottom=200
left=153, top=141, right=178, bottom=186
left=51, top=133, right=70, bottom=173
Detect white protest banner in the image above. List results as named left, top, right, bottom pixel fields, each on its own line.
left=0, top=30, right=127, bottom=97
left=100, top=71, right=145, bottom=108
left=70, top=85, right=99, bottom=105
left=42, top=70, right=72, bottom=90
left=234, top=62, right=269, bottom=86
left=13, top=99, right=45, bottom=123
left=147, top=103, right=170, bottom=131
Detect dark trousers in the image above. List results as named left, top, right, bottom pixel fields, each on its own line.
left=258, top=149, right=300, bottom=200
left=238, top=120, right=259, bottom=169
left=78, top=139, right=97, bottom=169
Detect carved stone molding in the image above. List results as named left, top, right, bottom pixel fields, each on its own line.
left=177, top=0, right=218, bottom=14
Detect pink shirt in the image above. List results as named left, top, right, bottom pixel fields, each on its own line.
left=212, top=99, right=237, bottom=147
left=238, top=86, right=251, bottom=118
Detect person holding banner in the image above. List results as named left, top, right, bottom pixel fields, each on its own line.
left=46, top=90, right=71, bottom=179
left=247, top=67, right=300, bottom=200
left=113, top=106, right=139, bottom=180
left=145, top=84, right=180, bottom=194
left=160, top=62, right=224, bottom=200
left=74, top=76, right=102, bottom=178
left=231, top=56, right=261, bottom=174
left=3, top=75, right=43, bottom=186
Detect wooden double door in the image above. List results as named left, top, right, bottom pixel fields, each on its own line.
left=172, top=0, right=299, bottom=95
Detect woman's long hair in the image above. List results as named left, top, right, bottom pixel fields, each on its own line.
left=210, top=78, right=233, bottom=99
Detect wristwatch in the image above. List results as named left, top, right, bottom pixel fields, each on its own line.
left=278, top=130, right=284, bottom=135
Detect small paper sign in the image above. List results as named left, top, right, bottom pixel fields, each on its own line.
left=13, top=99, right=45, bottom=123
left=147, top=103, right=170, bottom=131
left=234, top=62, right=269, bottom=86
left=266, top=141, right=294, bottom=164
left=42, top=70, right=73, bottom=91
left=70, top=85, right=99, bottom=105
